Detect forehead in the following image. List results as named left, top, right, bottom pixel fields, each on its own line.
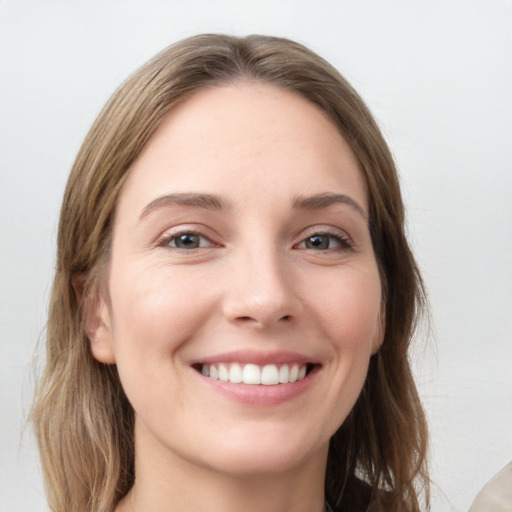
left=119, top=83, right=367, bottom=214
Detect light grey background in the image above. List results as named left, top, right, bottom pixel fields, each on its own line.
left=1, top=1, right=511, bottom=510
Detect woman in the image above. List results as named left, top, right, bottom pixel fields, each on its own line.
left=31, top=34, right=429, bottom=512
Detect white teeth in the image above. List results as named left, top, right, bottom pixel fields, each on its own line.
left=289, top=364, right=299, bottom=383
left=218, top=363, right=229, bottom=382
left=261, top=365, right=279, bottom=385
left=200, top=362, right=310, bottom=385
left=278, top=364, right=289, bottom=383
left=242, top=364, right=261, bottom=384
left=228, top=363, right=243, bottom=383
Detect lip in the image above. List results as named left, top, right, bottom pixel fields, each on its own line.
left=189, top=350, right=321, bottom=406
left=190, top=349, right=320, bottom=366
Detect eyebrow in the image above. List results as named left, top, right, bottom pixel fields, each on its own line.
left=140, top=193, right=228, bottom=220
left=292, top=193, right=367, bottom=219
left=139, top=191, right=367, bottom=221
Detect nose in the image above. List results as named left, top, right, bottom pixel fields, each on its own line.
left=222, top=248, right=302, bottom=329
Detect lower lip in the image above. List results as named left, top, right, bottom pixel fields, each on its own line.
left=195, top=367, right=319, bottom=406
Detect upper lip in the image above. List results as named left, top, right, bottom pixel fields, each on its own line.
left=189, top=350, right=321, bottom=366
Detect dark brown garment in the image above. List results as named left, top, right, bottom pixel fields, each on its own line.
left=327, top=478, right=373, bottom=512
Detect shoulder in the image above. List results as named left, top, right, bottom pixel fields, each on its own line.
left=469, top=462, right=512, bottom=511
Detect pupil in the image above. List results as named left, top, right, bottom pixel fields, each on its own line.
left=307, top=235, right=328, bottom=250
left=177, top=234, right=199, bottom=248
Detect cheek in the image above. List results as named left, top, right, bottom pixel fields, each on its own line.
left=106, top=265, right=218, bottom=419
left=108, top=265, right=215, bottom=362
left=297, top=266, right=381, bottom=434
left=312, top=266, right=382, bottom=350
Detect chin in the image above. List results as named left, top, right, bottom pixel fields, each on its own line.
left=194, top=427, right=329, bottom=477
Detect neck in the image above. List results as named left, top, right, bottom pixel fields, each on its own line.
left=116, top=420, right=328, bottom=512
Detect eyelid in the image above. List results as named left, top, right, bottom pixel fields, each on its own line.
left=154, top=223, right=354, bottom=252
left=169, top=233, right=213, bottom=249
left=298, top=224, right=352, bottom=240
left=294, top=225, right=354, bottom=250
left=156, top=225, right=221, bottom=250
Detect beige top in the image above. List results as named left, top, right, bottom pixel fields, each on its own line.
left=469, top=462, right=512, bottom=512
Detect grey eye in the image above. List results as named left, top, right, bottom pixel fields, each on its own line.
left=297, top=232, right=351, bottom=251
left=304, top=234, right=345, bottom=250
left=171, top=233, right=203, bottom=249
left=305, top=235, right=331, bottom=250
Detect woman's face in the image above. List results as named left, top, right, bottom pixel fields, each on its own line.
left=91, top=83, right=383, bottom=476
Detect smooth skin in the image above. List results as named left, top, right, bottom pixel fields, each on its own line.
left=88, top=83, right=384, bottom=512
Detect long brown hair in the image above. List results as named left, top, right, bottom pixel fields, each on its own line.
left=31, top=34, right=429, bottom=512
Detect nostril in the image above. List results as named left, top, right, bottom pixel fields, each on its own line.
left=281, top=315, right=292, bottom=321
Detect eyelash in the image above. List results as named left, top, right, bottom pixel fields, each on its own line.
left=158, top=228, right=353, bottom=253
left=295, top=230, right=353, bottom=252
left=158, top=230, right=216, bottom=251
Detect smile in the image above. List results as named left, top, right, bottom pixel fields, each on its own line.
left=199, top=363, right=311, bottom=385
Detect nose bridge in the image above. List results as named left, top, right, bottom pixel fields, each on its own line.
left=223, top=241, right=300, bottom=327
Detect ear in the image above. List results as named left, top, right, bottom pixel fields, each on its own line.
left=72, top=275, right=116, bottom=364
left=87, top=294, right=116, bottom=364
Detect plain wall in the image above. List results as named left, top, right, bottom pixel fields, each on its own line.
left=1, top=1, right=511, bottom=510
